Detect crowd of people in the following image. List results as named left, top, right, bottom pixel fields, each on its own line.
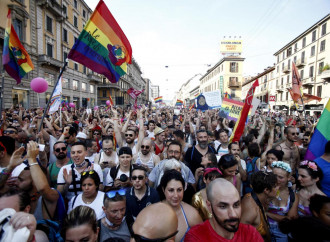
left=0, top=104, right=330, bottom=241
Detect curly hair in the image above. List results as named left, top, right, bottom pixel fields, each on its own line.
left=251, top=171, right=277, bottom=194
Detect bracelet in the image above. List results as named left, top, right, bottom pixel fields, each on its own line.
left=1, top=169, right=11, bottom=176
left=29, top=162, right=39, bottom=167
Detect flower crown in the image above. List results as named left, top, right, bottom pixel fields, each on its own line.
left=300, top=160, right=318, bottom=171
left=271, top=161, right=292, bottom=173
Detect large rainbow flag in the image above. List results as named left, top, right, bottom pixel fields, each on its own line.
left=176, top=99, right=184, bottom=106
left=68, top=0, right=132, bottom=83
left=2, top=10, right=34, bottom=84
left=154, top=96, right=163, bottom=103
left=305, top=98, right=330, bottom=160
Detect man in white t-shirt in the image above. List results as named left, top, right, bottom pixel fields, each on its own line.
left=85, top=139, right=99, bottom=163
left=57, top=141, right=103, bottom=200
left=94, top=138, right=118, bottom=169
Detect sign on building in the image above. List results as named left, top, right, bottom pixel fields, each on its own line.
left=220, top=39, right=243, bottom=54
left=269, top=95, right=276, bottom=102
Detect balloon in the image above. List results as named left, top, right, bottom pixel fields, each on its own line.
left=94, top=106, right=99, bottom=110
left=69, top=102, right=75, bottom=108
left=87, top=98, right=90, bottom=101
left=30, top=77, right=48, bottom=93
left=106, top=100, right=110, bottom=106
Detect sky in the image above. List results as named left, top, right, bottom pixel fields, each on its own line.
left=85, top=0, right=330, bottom=100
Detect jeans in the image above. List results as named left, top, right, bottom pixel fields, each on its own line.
left=270, top=223, right=288, bottom=242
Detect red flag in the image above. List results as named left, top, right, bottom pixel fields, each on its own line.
left=109, top=93, right=114, bottom=106
left=291, top=62, right=302, bottom=102
left=127, top=88, right=144, bottom=109
left=230, top=79, right=259, bottom=142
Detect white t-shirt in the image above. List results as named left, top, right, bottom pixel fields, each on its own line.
left=146, top=130, right=155, bottom=139
left=97, top=151, right=119, bottom=165
left=68, top=191, right=105, bottom=220
left=86, top=153, right=97, bottom=163
left=57, top=162, right=103, bottom=200
left=105, top=168, right=130, bottom=187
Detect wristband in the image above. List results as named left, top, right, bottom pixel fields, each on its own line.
left=1, top=169, right=11, bottom=176
left=29, top=162, right=39, bottom=167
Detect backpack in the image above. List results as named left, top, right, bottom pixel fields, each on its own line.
left=42, top=190, right=66, bottom=227
left=37, top=219, right=63, bottom=242
left=242, top=157, right=259, bottom=195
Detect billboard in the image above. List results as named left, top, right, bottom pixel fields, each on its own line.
left=220, top=39, right=243, bottom=54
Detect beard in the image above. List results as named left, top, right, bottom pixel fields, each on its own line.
left=141, top=149, right=149, bottom=155
left=56, top=153, right=67, bottom=160
left=198, top=141, right=208, bottom=149
left=211, top=205, right=240, bottom=233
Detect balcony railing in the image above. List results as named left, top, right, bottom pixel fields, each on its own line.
left=321, top=70, right=330, bottom=81
left=36, top=0, right=64, bottom=19
left=97, top=82, right=120, bottom=89
left=87, top=72, right=101, bottom=82
left=296, top=58, right=306, bottom=67
left=38, top=55, right=62, bottom=69
left=302, top=77, right=314, bottom=87
left=283, top=65, right=291, bottom=73
left=228, top=81, right=241, bottom=87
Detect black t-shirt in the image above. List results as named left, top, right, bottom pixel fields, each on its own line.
left=184, top=145, right=216, bottom=175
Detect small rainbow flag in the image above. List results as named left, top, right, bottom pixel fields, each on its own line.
left=305, top=98, right=330, bottom=160
left=2, top=10, right=34, bottom=84
left=194, top=93, right=200, bottom=98
left=188, top=103, right=195, bottom=111
left=109, top=93, right=114, bottom=106
left=176, top=99, right=184, bottom=106
left=224, top=92, right=232, bottom=99
left=68, top=0, right=132, bottom=83
left=154, top=96, right=163, bottom=103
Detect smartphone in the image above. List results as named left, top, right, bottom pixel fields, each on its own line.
left=102, top=161, right=109, bottom=165
left=38, top=144, right=45, bottom=152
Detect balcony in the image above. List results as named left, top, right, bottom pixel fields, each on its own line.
left=228, top=80, right=241, bottom=88
left=97, top=82, right=120, bottom=89
left=286, top=82, right=291, bottom=88
left=87, top=72, right=101, bottom=82
left=321, top=70, right=330, bottom=82
left=36, top=0, right=64, bottom=20
left=296, top=58, right=306, bottom=67
left=302, top=77, right=314, bottom=87
left=283, top=65, right=291, bottom=73
left=38, top=55, right=63, bottom=69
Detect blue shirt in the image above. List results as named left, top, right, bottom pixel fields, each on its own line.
left=314, top=157, right=330, bottom=197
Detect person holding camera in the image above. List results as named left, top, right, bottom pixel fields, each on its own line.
left=104, top=147, right=134, bottom=191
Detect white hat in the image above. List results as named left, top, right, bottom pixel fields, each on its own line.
left=76, top=132, right=88, bottom=139
left=11, top=163, right=28, bottom=177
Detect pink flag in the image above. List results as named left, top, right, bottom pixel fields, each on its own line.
left=127, top=88, right=144, bottom=109
left=291, top=62, right=302, bottom=102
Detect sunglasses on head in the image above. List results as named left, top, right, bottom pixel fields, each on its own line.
left=131, top=229, right=178, bottom=242
left=125, top=133, right=134, bottom=137
left=4, top=130, right=17, bottom=134
left=81, top=170, right=95, bottom=176
left=106, top=189, right=126, bottom=199
left=141, top=145, right=150, bottom=150
left=131, top=175, right=145, bottom=181
left=55, top=147, right=67, bottom=153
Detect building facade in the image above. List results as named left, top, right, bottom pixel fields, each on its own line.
left=150, top=84, right=159, bottom=100
left=199, top=56, right=245, bottom=100
left=273, top=14, right=330, bottom=114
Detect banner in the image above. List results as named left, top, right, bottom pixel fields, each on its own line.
left=219, top=98, right=244, bottom=121
left=195, top=91, right=222, bottom=110
left=220, top=39, right=243, bottom=54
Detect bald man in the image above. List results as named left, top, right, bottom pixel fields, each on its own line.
left=185, top=178, right=263, bottom=241
left=131, top=203, right=178, bottom=242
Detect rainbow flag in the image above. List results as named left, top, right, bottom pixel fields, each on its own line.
left=305, top=99, right=330, bottom=160
left=188, top=103, right=195, bottom=111
left=224, top=92, right=232, bottom=99
left=154, top=96, right=163, bottom=103
left=194, top=93, right=200, bottom=98
left=68, top=0, right=132, bottom=83
left=109, top=93, right=114, bottom=106
left=176, top=99, right=184, bottom=106
left=2, top=10, right=34, bottom=84
left=230, top=79, right=259, bottom=142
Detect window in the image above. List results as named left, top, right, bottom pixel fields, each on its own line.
left=46, top=16, right=52, bottom=33
left=300, top=69, right=304, bottom=79
left=83, top=9, right=86, bottom=18
left=73, top=80, right=78, bottom=90
left=45, top=73, right=55, bottom=86
left=287, top=47, right=292, bottom=57
left=277, top=55, right=279, bottom=63
left=319, top=62, right=324, bottom=74
left=277, top=66, right=279, bottom=73
left=63, top=5, right=67, bottom=16
left=74, top=0, right=78, bottom=9
left=230, top=62, right=238, bottom=72
left=281, top=77, right=283, bottom=85
left=301, top=51, right=305, bottom=62
left=83, top=66, right=87, bottom=74
left=81, top=83, right=86, bottom=91
left=309, top=66, right=314, bottom=77
left=320, top=40, right=326, bottom=52
left=13, top=19, right=23, bottom=40
left=288, top=59, right=291, bottom=70
left=47, top=43, right=53, bottom=57
left=294, top=43, right=298, bottom=53
left=312, top=30, right=317, bottom=42
left=287, top=75, right=289, bottom=83
left=63, top=51, right=67, bottom=62
left=311, top=45, right=315, bottom=56
left=74, top=63, right=78, bottom=71
left=293, top=56, right=297, bottom=63
left=74, top=36, right=78, bottom=44
left=302, top=37, right=306, bottom=48
left=62, top=78, right=69, bottom=88
left=102, top=90, right=107, bottom=97
left=63, top=28, right=68, bottom=42
left=281, top=93, right=283, bottom=101
left=286, top=92, right=288, bottom=101
left=90, top=85, right=94, bottom=94
left=317, top=86, right=322, bottom=97
left=74, top=15, right=78, bottom=28
left=322, top=23, right=327, bottom=36
left=308, top=87, right=312, bottom=95
left=282, top=51, right=285, bottom=60
left=282, top=63, right=284, bottom=70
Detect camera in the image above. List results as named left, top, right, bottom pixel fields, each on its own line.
left=119, top=174, right=128, bottom=182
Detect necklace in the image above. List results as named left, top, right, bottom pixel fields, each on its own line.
left=75, top=160, right=86, bottom=168
left=83, top=194, right=97, bottom=204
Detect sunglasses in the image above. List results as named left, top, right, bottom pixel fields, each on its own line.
left=4, top=130, right=17, bottom=134
left=141, top=145, right=150, bottom=150
left=131, top=175, right=145, bottom=181
left=81, top=170, right=95, bottom=176
left=290, top=132, right=299, bottom=135
left=55, top=147, right=67, bottom=153
left=302, top=139, right=309, bottom=141
left=125, top=134, right=134, bottom=137
left=103, top=148, right=113, bottom=151
left=131, top=230, right=178, bottom=242
left=93, top=132, right=101, bottom=135
left=106, top=189, right=126, bottom=198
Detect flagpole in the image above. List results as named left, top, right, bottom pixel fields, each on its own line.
left=0, top=69, right=5, bottom=119
left=38, top=60, right=68, bottom=133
